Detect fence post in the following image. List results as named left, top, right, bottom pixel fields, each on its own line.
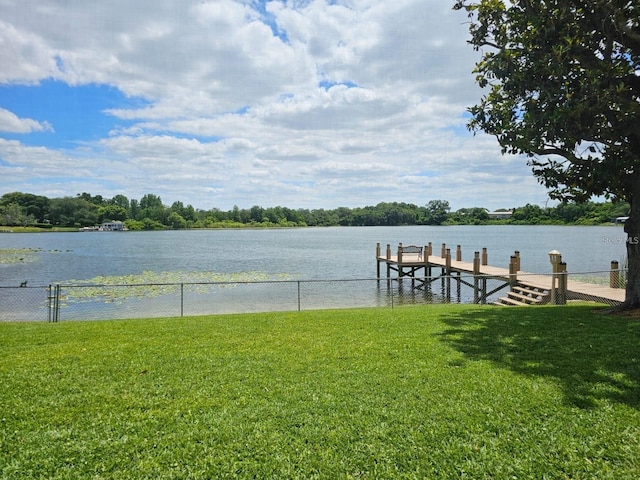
left=181, top=283, right=184, bottom=317
left=57, top=284, right=61, bottom=322
left=390, top=281, right=394, bottom=309
left=48, top=284, right=52, bottom=323
left=297, top=281, right=301, bottom=311
left=51, top=284, right=61, bottom=322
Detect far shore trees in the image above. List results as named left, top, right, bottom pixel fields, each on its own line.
left=455, top=1, right=640, bottom=309
left=0, top=191, right=630, bottom=229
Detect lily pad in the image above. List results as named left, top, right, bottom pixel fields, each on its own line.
left=0, top=248, right=42, bottom=265
left=58, top=270, right=293, bottom=304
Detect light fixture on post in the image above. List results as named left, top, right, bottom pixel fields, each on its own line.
left=548, top=250, right=562, bottom=271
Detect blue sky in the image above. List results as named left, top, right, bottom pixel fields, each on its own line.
left=0, top=0, right=550, bottom=210
left=0, top=82, right=148, bottom=148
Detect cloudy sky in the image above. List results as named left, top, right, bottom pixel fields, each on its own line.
left=0, top=0, right=552, bottom=211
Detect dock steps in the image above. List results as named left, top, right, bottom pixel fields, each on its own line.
left=493, top=284, right=550, bottom=306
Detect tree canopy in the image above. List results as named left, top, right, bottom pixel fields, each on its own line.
left=455, top=0, right=639, bottom=201
left=455, top=0, right=640, bottom=308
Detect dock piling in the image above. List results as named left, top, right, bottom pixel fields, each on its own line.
left=610, top=261, right=620, bottom=288
left=509, top=256, right=518, bottom=286
left=558, top=262, right=567, bottom=305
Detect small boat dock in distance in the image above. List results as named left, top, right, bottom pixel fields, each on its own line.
left=376, top=242, right=625, bottom=306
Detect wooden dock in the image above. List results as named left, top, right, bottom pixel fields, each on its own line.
left=376, top=243, right=625, bottom=306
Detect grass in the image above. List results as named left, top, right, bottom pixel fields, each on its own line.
left=1, top=304, right=639, bottom=479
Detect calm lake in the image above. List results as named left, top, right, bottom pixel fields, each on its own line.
left=0, top=225, right=628, bottom=286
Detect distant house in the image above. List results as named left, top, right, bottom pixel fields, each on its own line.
left=487, top=210, right=513, bottom=220
left=99, top=220, right=125, bottom=231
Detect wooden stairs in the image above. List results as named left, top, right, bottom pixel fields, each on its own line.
left=493, top=283, right=550, bottom=306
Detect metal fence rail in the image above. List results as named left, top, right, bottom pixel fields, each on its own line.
left=0, top=270, right=626, bottom=322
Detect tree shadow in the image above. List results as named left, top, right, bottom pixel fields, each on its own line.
left=439, top=305, right=640, bottom=409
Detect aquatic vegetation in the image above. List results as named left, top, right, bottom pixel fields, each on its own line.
left=59, top=270, right=292, bottom=304
left=0, top=248, right=43, bottom=264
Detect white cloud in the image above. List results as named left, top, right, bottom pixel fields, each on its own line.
left=0, top=108, right=53, bottom=133
left=0, top=0, right=552, bottom=210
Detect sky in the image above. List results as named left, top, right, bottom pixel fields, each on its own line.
left=0, top=0, right=554, bottom=211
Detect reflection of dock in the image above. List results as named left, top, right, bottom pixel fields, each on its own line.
left=376, top=243, right=625, bottom=306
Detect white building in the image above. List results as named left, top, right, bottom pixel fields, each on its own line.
left=99, top=220, right=125, bottom=231
left=487, top=210, right=514, bottom=220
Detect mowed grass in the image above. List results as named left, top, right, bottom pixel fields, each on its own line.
left=1, top=305, right=639, bottom=479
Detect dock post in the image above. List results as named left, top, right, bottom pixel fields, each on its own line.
left=514, top=251, right=520, bottom=271
left=454, top=247, right=461, bottom=302
left=558, top=262, right=567, bottom=305
left=549, top=250, right=562, bottom=305
left=397, top=244, right=404, bottom=294
left=441, top=243, right=446, bottom=258
left=427, top=242, right=432, bottom=256
left=425, top=245, right=432, bottom=277
left=473, top=251, right=480, bottom=303
left=423, top=246, right=430, bottom=290
left=482, top=247, right=488, bottom=266
left=386, top=244, right=392, bottom=289
left=376, top=243, right=381, bottom=284
left=446, top=248, right=451, bottom=302
left=509, top=256, right=518, bottom=287
left=610, top=261, right=620, bottom=288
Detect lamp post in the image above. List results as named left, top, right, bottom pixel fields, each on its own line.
left=549, top=250, right=562, bottom=304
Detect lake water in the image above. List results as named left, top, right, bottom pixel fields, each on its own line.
left=0, top=225, right=628, bottom=286
left=1, top=225, right=629, bottom=321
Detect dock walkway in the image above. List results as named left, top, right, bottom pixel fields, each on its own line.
left=377, top=244, right=624, bottom=306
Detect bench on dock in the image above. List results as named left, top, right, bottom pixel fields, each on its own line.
left=398, top=245, right=423, bottom=261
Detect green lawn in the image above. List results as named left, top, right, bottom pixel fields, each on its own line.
left=1, top=304, right=639, bottom=479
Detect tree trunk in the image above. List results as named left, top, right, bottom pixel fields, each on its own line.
left=623, top=176, right=640, bottom=309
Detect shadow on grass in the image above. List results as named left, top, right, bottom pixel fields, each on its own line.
left=439, top=305, right=640, bottom=409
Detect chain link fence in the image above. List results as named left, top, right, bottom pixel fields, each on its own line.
left=0, top=269, right=626, bottom=322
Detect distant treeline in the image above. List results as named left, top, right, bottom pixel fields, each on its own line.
left=0, top=191, right=630, bottom=230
